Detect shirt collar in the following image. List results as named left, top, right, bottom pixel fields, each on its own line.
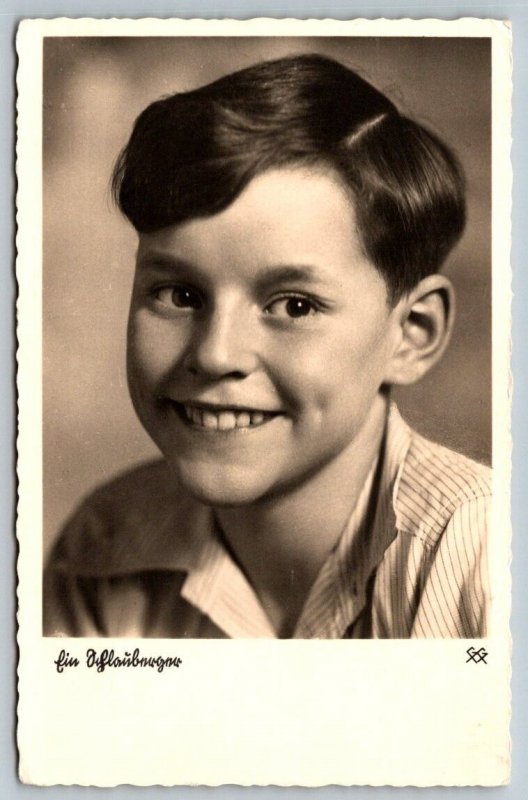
left=292, top=402, right=412, bottom=638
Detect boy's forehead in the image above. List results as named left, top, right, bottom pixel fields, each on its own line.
left=137, top=166, right=368, bottom=270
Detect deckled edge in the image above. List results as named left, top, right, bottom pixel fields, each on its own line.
left=14, top=16, right=513, bottom=788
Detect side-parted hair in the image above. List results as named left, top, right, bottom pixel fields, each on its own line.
left=112, top=54, right=466, bottom=302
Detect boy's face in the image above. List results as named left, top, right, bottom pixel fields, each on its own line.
left=127, top=167, right=402, bottom=506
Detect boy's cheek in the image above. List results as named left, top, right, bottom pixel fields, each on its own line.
left=285, top=334, right=385, bottom=394
left=127, top=310, right=184, bottom=386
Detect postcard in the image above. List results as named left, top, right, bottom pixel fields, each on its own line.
left=16, top=16, right=511, bottom=786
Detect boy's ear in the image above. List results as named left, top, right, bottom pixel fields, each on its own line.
left=384, top=274, right=455, bottom=386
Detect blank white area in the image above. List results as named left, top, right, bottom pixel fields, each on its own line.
left=18, top=640, right=509, bottom=787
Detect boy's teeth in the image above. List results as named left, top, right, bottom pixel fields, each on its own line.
left=235, top=412, right=251, bottom=428
left=202, top=411, right=218, bottom=430
left=217, top=411, right=236, bottom=431
left=182, top=405, right=271, bottom=429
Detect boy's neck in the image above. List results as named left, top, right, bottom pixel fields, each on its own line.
left=214, top=394, right=389, bottom=637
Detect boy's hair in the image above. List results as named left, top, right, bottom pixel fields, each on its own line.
left=112, top=53, right=466, bottom=302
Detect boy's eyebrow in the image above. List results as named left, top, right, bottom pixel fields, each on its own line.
left=136, top=252, right=194, bottom=272
left=253, top=265, right=323, bottom=290
left=137, top=253, right=327, bottom=287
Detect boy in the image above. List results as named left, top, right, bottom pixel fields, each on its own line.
left=44, top=53, right=491, bottom=639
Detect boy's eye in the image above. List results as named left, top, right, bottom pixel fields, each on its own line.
left=266, top=296, right=318, bottom=319
left=155, top=285, right=203, bottom=310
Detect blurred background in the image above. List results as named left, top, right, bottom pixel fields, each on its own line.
left=43, top=36, right=491, bottom=554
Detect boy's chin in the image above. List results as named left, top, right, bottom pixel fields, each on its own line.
left=168, top=459, right=273, bottom=508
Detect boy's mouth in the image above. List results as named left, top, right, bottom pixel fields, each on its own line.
left=169, top=401, right=280, bottom=431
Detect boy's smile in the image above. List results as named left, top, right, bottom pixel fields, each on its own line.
left=170, top=402, right=280, bottom=430
left=127, top=166, right=403, bottom=505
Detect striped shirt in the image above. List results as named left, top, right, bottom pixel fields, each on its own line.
left=44, top=404, right=491, bottom=639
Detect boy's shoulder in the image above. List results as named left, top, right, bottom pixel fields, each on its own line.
left=48, top=459, right=206, bottom=576
left=406, top=425, right=491, bottom=496
left=393, top=412, right=491, bottom=546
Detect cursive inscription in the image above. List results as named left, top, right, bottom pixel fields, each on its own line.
left=54, top=647, right=183, bottom=674
left=54, top=650, right=80, bottom=672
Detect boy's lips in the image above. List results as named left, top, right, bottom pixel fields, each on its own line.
left=166, top=400, right=283, bottom=431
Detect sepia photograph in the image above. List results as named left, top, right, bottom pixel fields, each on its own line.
left=16, top=17, right=511, bottom=787
left=42, top=34, right=492, bottom=640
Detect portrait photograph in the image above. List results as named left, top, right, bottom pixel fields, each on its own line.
left=16, top=16, right=511, bottom=787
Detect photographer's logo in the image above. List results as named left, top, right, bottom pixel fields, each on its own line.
left=466, top=646, right=488, bottom=664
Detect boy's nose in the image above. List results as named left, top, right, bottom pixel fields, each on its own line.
left=184, top=305, right=258, bottom=379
